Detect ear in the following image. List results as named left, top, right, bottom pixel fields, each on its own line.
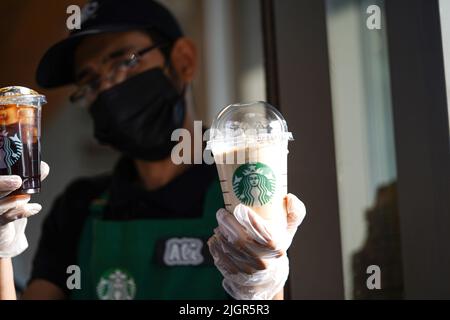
left=170, top=37, right=197, bottom=83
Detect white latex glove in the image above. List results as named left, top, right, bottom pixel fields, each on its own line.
left=0, top=161, right=49, bottom=258
left=208, top=193, right=306, bottom=300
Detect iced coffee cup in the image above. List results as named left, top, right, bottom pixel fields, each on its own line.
left=207, top=101, right=293, bottom=224
left=0, top=86, right=45, bottom=194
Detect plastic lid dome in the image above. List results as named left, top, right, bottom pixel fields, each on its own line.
left=207, top=101, right=293, bottom=152
left=0, top=86, right=46, bottom=106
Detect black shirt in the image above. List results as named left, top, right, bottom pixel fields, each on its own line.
left=30, top=157, right=220, bottom=295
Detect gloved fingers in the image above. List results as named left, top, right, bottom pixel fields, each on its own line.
left=234, top=204, right=292, bottom=252
left=216, top=209, right=250, bottom=244
left=209, top=231, right=275, bottom=277
left=213, top=228, right=291, bottom=276
left=213, top=228, right=267, bottom=272
left=0, top=218, right=28, bottom=258
left=216, top=223, right=284, bottom=261
left=210, top=229, right=291, bottom=300
left=234, top=255, right=288, bottom=287
left=217, top=207, right=286, bottom=258
left=285, top=193, right=306, bottom=237
left=0, top=195, right=30, bottom=211
left=242, top=238, right=285, bottom=259
left=0, top=223, right=14, bottom=247
left=234, top=196, right=306, bottom=251
left=212, top=201, right=301, bottom=300
left=0, top=175, right=22, bottom=199
left=222, top=279, right=266, bottom=300
left=218, top=205, right=277, bottom=251
left=0, top=195, right=31, bottom=225
left=11, top=217, right=27, bottom=237
left=223, top=279, right=281, bottom=300
left=41, top=161, right=50, bottom=181
left=208, top=234, right=241, bottom=275
left=0, top=203, right=42, bottom=225
left=221, top=255, right=290, bottom=299
left=214, top=226, right=288, bottom=277
left=210, top=234, right=282, bottom=287
left=233, top=204, right=274, bottom=246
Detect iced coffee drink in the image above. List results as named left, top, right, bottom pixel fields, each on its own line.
left=0, top=86, right=45, bottom=194
left=207, top=101, right=293, bottom=223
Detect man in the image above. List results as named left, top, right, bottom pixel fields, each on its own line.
left=0, top=0, right=305, bottom=300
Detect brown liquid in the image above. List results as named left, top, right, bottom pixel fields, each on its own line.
left=0, top=104, right=40, bottom=194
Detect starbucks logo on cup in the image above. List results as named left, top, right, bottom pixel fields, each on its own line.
left=232, top=162, right=276, bottom=207
left=0, top=131, right=22, bottom=169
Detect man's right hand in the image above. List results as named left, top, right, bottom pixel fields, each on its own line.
left=208, top=193, right=306, bottom=300
left=0, top=161, right=49, bottom=258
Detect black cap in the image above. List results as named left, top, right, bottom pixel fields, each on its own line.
left=36, top=0, right=183, bottom=89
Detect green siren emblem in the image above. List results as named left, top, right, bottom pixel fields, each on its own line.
left=232, top=162, right=276, bottom=207
left=96, top=268, right=136, bottom=300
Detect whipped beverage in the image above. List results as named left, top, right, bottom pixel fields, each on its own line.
left=208, top=101, right=292, bottom=224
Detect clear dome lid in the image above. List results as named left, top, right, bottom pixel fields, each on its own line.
left=0, top=86, right=46, bottom=106
left=207, top=101, right=293, bottom=151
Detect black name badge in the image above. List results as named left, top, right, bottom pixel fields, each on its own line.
left=154, top=237, right=214, bottom=267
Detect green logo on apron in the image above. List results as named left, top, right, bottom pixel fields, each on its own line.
left=96, top=268, right=137, bottom=300
left=232, top=162, right=276, bottom=207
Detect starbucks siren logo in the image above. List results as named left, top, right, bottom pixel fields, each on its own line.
left=0, top=130, right=22, bottom=170
left=232, top=162, right=276, bottom=207
left=96, top=268, right=136, bottom=300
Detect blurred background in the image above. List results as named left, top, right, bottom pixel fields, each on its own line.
left=0, top=0, right=449, bottom=299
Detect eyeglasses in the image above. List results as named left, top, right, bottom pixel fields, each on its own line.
left=70, top=43, right=169, bottom=104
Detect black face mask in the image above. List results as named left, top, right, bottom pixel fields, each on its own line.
left=89, top=68, right=185, bottom=161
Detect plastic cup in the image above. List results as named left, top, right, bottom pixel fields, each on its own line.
left=207, top=101, right=293, bottom=224
left=0, top=86, right=45, bottom=194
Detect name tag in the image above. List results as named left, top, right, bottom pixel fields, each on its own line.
left=154, top=237, right=214, bottom=267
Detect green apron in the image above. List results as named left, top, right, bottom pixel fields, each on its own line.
left=71, top=180, right=228, bottom=300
